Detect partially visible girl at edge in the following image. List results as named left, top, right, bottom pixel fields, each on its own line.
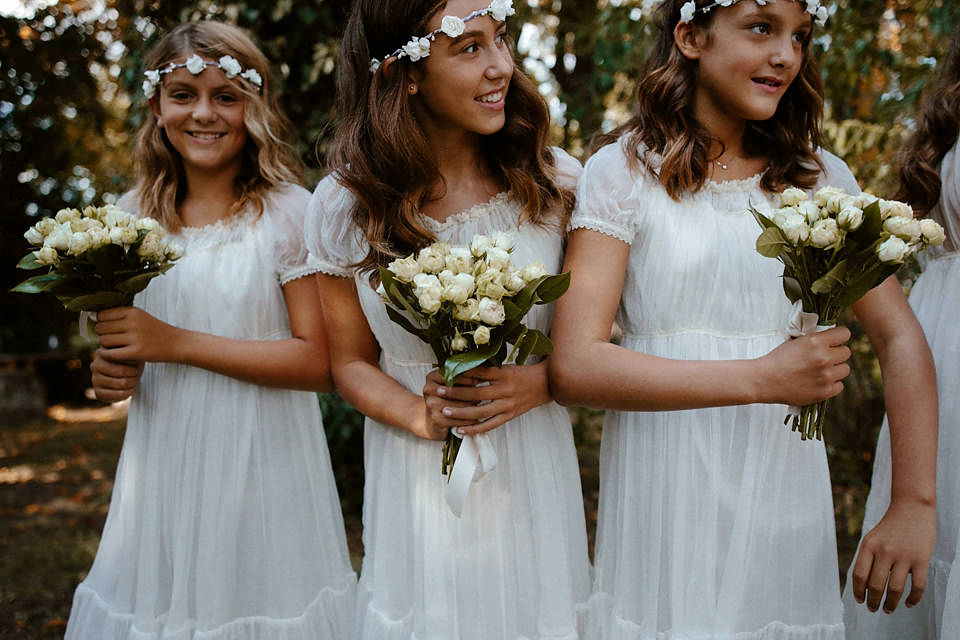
left=548, top=0, right=937, bottom=638
left=65, top=21, right=357, bottom=640
left=305, top=0, right=590, bottom=638
left=843, top=20, right=960, bottom=640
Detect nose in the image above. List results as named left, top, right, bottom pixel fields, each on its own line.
left=770, top=33, right=800, bottom=69
left=191, top=95, right=216, bottom=122
left=485, top=43, right=514, bottom=81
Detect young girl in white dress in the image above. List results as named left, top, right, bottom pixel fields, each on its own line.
left=549, top=0, right=938, bottom=638
left=65, top=21, right=357, bottom=640
left=305, top=1, right=591, bottom=638
left=843, top=23, right=960, bottom=639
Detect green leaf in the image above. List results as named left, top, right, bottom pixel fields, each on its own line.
left=756, top=227, right=788, bottom=258
left=811, top=260, right=849, bottom=295
left=384, top=304, right=424, bottom=337
left=835, top=263, right=900, bottom=306
left=16, top=253, right=44, bottom=270
left=116, top=272, right=159, bottom=294
left=63, top=290, right=132, bottom=311
left=782, top=275, right=803, bottom=303
left=533, top=272, right=571, bottom=304
left=513, top=329, right=554, bottom=365
left=441, top=338, right=503, bottom=385
left=10, top=273, right=62, bottom=294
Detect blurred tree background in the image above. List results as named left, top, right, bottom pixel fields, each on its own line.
left=0, top=0, right=957, bottom=635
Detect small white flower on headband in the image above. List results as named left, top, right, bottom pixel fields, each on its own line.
left=678, top=0, right=830, bottom=26
left=369, top=0, right=516, bottom=74
left=142, top=53, right=264, bottom=98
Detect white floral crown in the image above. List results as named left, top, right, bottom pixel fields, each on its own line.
left=679, top=0, right=829, bottom=26
left=142, top=54, right=263, bottom=99
left=369, top=0, right=516, bottom=74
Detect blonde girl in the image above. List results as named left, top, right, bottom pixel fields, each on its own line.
left=549, top=0, right=938, bottom=637
left=65, top=21, right=356, bottom=640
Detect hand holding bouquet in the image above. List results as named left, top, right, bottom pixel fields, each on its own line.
left=378, top=232, right=569, bottom=476
left=12, top=204, right=182, bottom=337
left=752, top=187, right=945, bottom=440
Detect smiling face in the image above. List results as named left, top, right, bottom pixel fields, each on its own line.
left=408, top=0, right=514, bottom=144
left=150, top=58, right=248, bottom=179
left=684, top=0, right=812, bottom=133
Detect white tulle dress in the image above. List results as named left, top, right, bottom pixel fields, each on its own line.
left=65, top=184, right=357, bottom=640
left=571, top=140, right=859, bottom=640
left=842, top=142, right=960, bottom=638
left=304, top=150, right=591, bottom=640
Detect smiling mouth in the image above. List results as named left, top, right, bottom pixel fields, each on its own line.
left=753, top=78, right=782, bottom=88
left=476, top=90, right=505, bottom=104
left=188, top=132, right=227, bottom=140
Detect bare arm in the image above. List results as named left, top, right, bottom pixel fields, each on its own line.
left=848, top=275, right=938, bottom=613
left=94, top=274, right=332, bottom=392
left=548, top=228, right=853, bottom=411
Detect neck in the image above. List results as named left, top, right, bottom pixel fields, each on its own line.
left=180, top=163, right=243, bottom=227
left=419, top=129, right=502, bottom=221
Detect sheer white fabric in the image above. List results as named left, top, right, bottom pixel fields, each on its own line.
left=843, top=141, right=960, bottom=639
left=571, top=140, right=856, bottom=640
left=304, top=149, right=591, bottom=640
left=65, top=184, right=357, bottom=640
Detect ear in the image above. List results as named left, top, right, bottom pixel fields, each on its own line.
left=673, top=20, right=705, bottom=61
left=149, top=97, right=164, bottom=127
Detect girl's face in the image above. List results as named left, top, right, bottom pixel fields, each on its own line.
left=683, top=0, right=812, bottom=132
left=151, top=58, right=248, bottom=178
left=409, top=0, right=514, bottom=143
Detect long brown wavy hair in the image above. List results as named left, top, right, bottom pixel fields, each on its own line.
left=133, top=21, right=302, bottom=231
left=896, top=22, right=960, bottom=215
left=599, top=0, right=824, bottom=199
left=329, top=0, right=574, bottom=276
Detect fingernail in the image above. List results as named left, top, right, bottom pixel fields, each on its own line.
left=442, top=408, right=451, bottom=416
left=437, top=387, right=446, bottom=396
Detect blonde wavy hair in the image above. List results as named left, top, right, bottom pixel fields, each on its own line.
left=133, top=21, right=302, bottom=230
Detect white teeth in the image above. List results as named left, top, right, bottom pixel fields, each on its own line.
left=190, top=132, right=224, bottom=139
left=476, top=91, right=503, bottom=103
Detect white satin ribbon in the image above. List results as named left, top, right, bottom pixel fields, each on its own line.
left=79, top=310, right=98, bottom=341
left=784, top=299, right=834, bottom=417
left=445, top=431, right=498, bottom=517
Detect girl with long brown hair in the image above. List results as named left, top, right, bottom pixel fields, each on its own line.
left=549, top=0, right=938, bottom=637
left=65, top=21, right=357, bottom=639
left=306, top=0, right=590, bottom=637
left=843, top=22, right=960, bottom=640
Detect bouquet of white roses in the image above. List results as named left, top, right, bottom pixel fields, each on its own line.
left=378, top=232, right=569, bottom=476
left=752, top=186, right=945, bottom=441
left=12, top=204, right=182, bottom=337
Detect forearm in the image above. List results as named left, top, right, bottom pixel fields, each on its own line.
left=332, top=357, right=424, bottom=432
left=165, top=328, right=333, bottom=392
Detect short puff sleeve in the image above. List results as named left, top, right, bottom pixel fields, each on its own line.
left=569, top=141, right=640, bottom=244
left=261, top=183, right=318, bottom=285
left=551, top=146, right=583, bottom=191
left=304, top=174, right=363, bottom=278
left=815, top=149, right=862, bottom=195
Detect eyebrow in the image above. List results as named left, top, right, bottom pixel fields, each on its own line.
left=445, top=21, right=507, bottom=46
left=741, top=8, right=813, bottom=28
left=163, top=81, right=241, bottom=92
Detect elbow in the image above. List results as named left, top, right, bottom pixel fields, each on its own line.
left=547, top=351, right=582, bottom=407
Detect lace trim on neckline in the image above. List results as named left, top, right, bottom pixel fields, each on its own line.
left=704, top=172, right=764, bottom=193
left=176, top=206, right=258, bottom=238
left=420, top=192, right=512, bottom=231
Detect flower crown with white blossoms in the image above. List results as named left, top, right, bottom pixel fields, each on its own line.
left=369, top=0, right=516, bottom=74
left=142, top=54, right=263, bottom=99
left=679, top=0, right=829, bottom=27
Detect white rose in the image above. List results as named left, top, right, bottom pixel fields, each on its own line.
left=491, top=231, right=515, bottom=251
left=504, top=268, right=526, bottom=292
left=87, top=226, right=110, bottom=248
left=67, top=231, right=93, bottom=255
left=454, top=299, right=480, bottom=322
left=442, top=272, right=476, bottom=304
left=185, top=54, right=207, bottom=75
left=440, top=15, right=465, bottom=38
left=134, top=217, right=161, bottom=232
left=470, top=234, right=491, bottom=257
left=103, top=207, right=136, bottom=228
left=165, top=242, right=184, bottom=260
left=476, top=268, right=508, bottom=299
left=794, top=200, right=822, bottom=224
left=778, top=187, right=807, bottom=207
left=473, top=325, right=491, bottom=346
left=836, top=206, right=863, bottom=230
left=137, top=236, right=162, bottom=261
left=876, top=235, right=910, bottom=263
left=809, top=218, right=840, bottom=249
left=413, top=273, right=443, bottom=312
left=388, top=255, right=422, bottom=282
left=218, top=55, right=242, bottom=78
left=815, top=5, right=828, bottom=25
left=451, top=333, right=468, bottom=352
left=417, top=244, right=447, bottom=273
left=919, top=219, right=946, bottom=246
left=484, top=246, right=510, bottom=271
left=110, top=225, right=138, bottom=247
left=417, top=289, right=442, bottom=314
left=241, top=68, right=263, bottom=88
left=142, top=79, right=156, bottom=99
left=878, top=199, right=913, bottom=220
left=34, top=246, right=59, bottom=265
left=54, top=208, right=80, bottom=224
left=402, top=37, right=431, bottom=62
left=851, top=193, right=878, bottom=210
left=36, top=218, right=56, bottom=235
left=774, top=211, right=810, bottom=244
left=679, top=1, right=695, bottom=22
left=477, top=297, right=505, bottom=325
left=883, top=216, right=921, bottom=241
left=24, top=226, right=44, bottom=245
left=813, top=186, right=846, bottom=208
left=43, top=224, right=73, bottom=250
left=520, top=261, right=547, bottom=282
left=488, top=0, right=516, bottom=21
left=445, top=247, right=474, bottom=274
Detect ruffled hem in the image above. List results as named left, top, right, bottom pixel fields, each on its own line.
left=65, top=575, right=357, bottom=640
left=568, top=218, right=633, bottom=245
left=306, top=254, right=352, bottom=278
left=583, top=591, right=844, bottom=640
left=279, top=262, right=323, bottom=286
left=356, top=582, right=590, bottom=640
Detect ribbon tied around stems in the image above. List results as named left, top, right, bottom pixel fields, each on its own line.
left=444, top=429, right=498, bottom=517
left=784, top=299, right=835, bottom=424
left=79, top=311, right=98, bottom=341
